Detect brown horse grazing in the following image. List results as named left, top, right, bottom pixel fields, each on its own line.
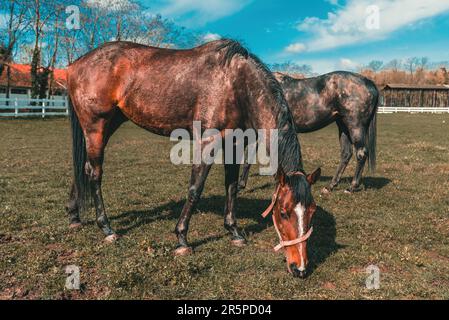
left=65, top=39, right=321, bottom=277
left=239, top=71, right=379, bottom=194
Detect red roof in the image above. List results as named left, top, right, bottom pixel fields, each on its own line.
left=0, top=64, right=67, bottom=90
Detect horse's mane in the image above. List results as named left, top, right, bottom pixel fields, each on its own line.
left=215, top=39, right=310, bottom=204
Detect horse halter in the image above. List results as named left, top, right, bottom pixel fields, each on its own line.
left=261, top=171, right=314, bottom=252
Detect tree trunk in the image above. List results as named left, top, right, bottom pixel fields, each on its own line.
left=30, top=47, right=41, bottom=100
left=31, top=0, right=41, bottom=100
left=6, top=65, right=11, bottom=106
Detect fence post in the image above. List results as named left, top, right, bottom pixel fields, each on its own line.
left=42, top=100, right=46, bottom=119
left=65, top=96, right=69, bottom=116
left=14, top=98, right=18, bottom=117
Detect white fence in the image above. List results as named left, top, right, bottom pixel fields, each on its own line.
left=378, top=106, right=449, bottom=114
left=0, top=97, right=69, bottom=118
left=1, top=97, right=449, bottom=118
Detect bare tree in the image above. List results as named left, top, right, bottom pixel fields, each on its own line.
left=0, top=0, right=30, bottom=77
left=270, top=61, right=314, bottom=77
left=141, top=14, right=200, bottom=48
left=62, top=0, right=199, bottom=61
left=60, top=27, right=82, bottom=65
left=24, top=0, right=69, bottom=98
left=417, top=57, right=429, bottom=70
left=384, top=59, right=402, bottom=72
left=27, top=0, right=56, bottom=98
left=404, top=57, right=420, bottom=79
left=367, top=60, right=383, bottom=72
left=43, top=2, right=67, bottom=98
left=1, top=0, right=203, bottom=101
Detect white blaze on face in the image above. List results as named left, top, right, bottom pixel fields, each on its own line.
left=294, top=203, right=306, bottom=236
left=294, top=203, right=306, bottom=271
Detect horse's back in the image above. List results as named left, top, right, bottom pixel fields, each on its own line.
left=66, top=40, right=252, bottom=136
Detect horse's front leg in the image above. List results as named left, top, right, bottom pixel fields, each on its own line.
left=238, top=142, right=257, bottom=192
left=238, top=163, right=251, bottom=192
left=174, top=163, right=212, bottom=256
left=224, top=163, right=246, bottom=246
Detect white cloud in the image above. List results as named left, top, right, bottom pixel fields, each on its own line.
left=285, top=42, right=307, bottom=53
left=287, top=0, right=449, bottom=53
left=203, top=33, right=221, bottom=42
left=151, top=0, right=252, bottom=27
left=338, top=58, right=360, bottom=71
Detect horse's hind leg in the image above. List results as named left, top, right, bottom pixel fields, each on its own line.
left=346, top=128, right=368, bottom=194
left=323, top=120, right=353, bottom=194
left=66, top=183, right=82, bottom=228
left=82, top=111, right=127, bottom=241
left=83, top=122, right=117, bottom=242
left=224, top=163, right=246, bottom=246
left=66, top=110, right=126, bottom=233
left=174, top=163, right=212, bottom=255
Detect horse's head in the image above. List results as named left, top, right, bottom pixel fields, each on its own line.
left=262, top=167, right=321, bottom=278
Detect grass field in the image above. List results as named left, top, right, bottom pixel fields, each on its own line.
left=0, top=114, right=448, bottom=300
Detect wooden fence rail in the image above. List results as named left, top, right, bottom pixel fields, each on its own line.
left=0, top=97, right=69, bottom=118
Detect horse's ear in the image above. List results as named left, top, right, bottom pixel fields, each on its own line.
left=307, top=168, right=321, bottom=185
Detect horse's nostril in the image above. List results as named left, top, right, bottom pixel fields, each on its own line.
left=290, top=263, right=307, bottom=279
left=297, top=270, right=307, bottom=279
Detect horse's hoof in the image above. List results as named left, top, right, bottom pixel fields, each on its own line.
left=321, top=187, right=332, bottom=195
left=345, top=186, right=362, bottom=194
left=231, top=238, right=247, bottom=247
left=174, top=246, right=193, bottom=256
left=69, top=222, right=82, bottom=229
left=104, top=234, right=119, bottom=243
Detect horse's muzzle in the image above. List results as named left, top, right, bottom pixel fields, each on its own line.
left=290, top=263, right=307, bottom=279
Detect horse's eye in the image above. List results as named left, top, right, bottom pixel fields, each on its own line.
left=280, top=210, right=289, bottom=220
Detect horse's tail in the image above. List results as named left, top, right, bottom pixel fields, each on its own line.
left=366, top=84, right=379, bottom=174
left=68, top=95, right=92, bottom=211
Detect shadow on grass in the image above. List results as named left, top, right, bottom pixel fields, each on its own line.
left=308, top=206, right=344, bottom=275
left=319, top=175, right=391, bottom=190
left=242, top=182, right=273, bottom=194
left=109, top=196, right=340, bottom=273
left=111, top=196, right=272, bottom=238
left=240, top=176, right=391, bottom=194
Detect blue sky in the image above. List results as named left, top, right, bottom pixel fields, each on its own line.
left=143, top=0, right=449, bottom=73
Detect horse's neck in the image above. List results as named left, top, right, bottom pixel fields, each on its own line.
left=271, top=103, right=303, bottom=174
left=246, top=91, right=303, bottom=173
left=248, top=95, right=279, bottom=131
left=240, top=62, right=304, bottom=174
